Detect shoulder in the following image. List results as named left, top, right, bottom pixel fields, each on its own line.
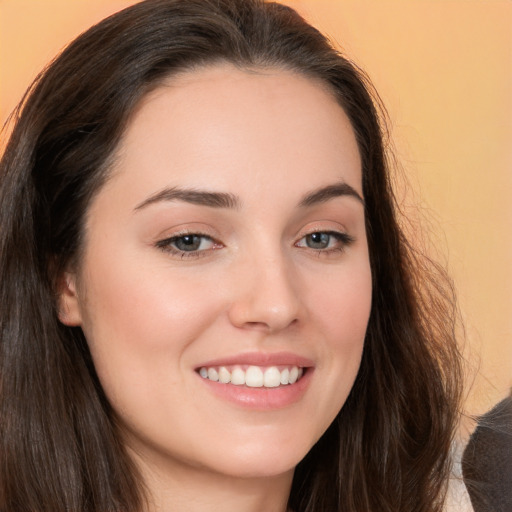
left=462, top=396, right=512, bottom=512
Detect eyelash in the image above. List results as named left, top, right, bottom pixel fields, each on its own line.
left=295, top=230, right=355, bottom=256
left=155, top=232, right=220, bottom=259
left=156, top=230, right=355, bottom=259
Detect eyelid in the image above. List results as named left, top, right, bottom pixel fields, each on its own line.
left=295, top=222, right=352, bottom=241
left=155, top=229, right=223, bottom=259
left=294, top=226, right=355, bottom=254
left=295, top=230, right=354, bottom=245
left=153, top=222, right=355, bottom=260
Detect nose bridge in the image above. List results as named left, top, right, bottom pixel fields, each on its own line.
left=227, top=239, right=302, bottom=332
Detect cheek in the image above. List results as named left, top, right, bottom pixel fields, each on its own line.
left=305, top=256, right=371, bottom=410
left=77, top=254, right=229, bottom=442
left=309, top=257, right=372, bottom=345
left=81, top=253, right=217, bottom=344
left=77, top=247, right=227, bottom=401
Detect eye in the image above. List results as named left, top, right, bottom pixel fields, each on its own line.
left=304, top=232, right=332, bottom=249
left=296, top=231, right=354, bottom=252
left=156, top=233, right=220, bottom=257
left=170, top=234, right=211, bottom=252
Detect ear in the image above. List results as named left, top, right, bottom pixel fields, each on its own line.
left=56, top=271, right=83, bottom=326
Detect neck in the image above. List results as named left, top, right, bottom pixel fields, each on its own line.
left=129, top=447, right=294, bottom=512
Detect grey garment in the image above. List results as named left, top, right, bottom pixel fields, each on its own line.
left=462, top=396, right=512, bottom=512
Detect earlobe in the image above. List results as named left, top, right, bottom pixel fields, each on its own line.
left=57, top=271, right=83, bottom=326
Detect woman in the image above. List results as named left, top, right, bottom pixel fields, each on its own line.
left=0, top=0, right=462, bottom=510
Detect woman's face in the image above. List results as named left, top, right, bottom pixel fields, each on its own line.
left=59, top=64, right=372, bottom=480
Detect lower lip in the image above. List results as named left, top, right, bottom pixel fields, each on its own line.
left=197, top=369, right=313, bottom=410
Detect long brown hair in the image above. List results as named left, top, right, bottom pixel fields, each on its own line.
left=0, top=1, right=462, bottom=510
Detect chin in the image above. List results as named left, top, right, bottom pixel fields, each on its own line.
left=199, top=434, right=316, bottom=480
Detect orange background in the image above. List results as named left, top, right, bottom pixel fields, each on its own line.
left=1, top=0, right=511, bottom=416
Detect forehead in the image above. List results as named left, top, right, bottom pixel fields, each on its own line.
left=102, top=63, right=362, bottom=207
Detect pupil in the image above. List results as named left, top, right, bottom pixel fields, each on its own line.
left=308, top=232, right=329, bottom=248
left=177, top=235, right=201, bottom=251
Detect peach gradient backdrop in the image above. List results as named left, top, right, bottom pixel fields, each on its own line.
left=1, top=0, right=511, bottom=416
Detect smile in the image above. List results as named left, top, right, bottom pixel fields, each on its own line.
left=198, top=365, right=304, bottom=388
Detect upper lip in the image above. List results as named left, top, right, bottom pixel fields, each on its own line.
left=195, top=351, right=315, bottom=369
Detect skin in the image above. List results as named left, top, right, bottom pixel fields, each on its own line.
left=58, top=63, right=372, bottom=512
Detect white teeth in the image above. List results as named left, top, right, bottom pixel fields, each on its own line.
left=263, top=367, right=281, bottom=388
left=198, top=365, right=304, bottom=388
left=245, top=366, right=264, bottom=387
left=207, top=368, right=219, bottom=382
left=231, top=367, right=245, bottom=385
left=218, top=366, right=231, bottom=384
left=289, top=366, right=299, bottom=384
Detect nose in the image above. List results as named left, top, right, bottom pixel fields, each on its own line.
left=227, top=251, right=303, bottom=333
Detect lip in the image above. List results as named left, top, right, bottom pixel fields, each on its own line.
left=195, top=351, right=315, bottom=410
left=195, top=351, right=315, bottom=370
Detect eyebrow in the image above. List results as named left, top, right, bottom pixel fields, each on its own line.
left=134, top=181, right=364, bottom=212
left=134, top=187, right=241, bottom=211
left=298, top=182, right=364, bottom=207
